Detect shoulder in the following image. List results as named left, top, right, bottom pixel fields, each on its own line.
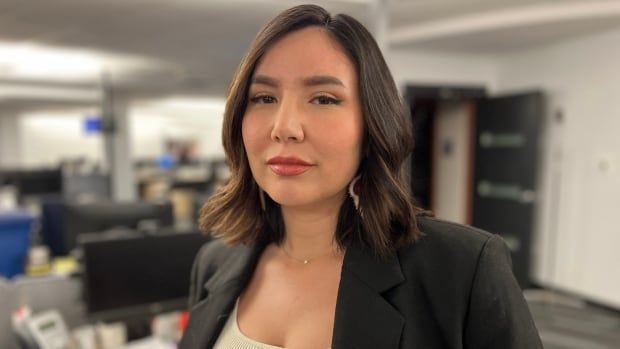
left=403, top=215, right=497, bottom=257
left=395, top=220, right=541, bottom=346
left=194, top=238, right=236, bottom=271
left=397, top=215, right=509, bottom=290
left=192, top=238, right=248, bottom=283
left=413, top=215, right=495, bottom=255
left=187, top=238, right=240, bottom=306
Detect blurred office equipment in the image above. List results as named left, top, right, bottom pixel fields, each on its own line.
left=0, top=210, right=35, bottom=278
left=1, top=274, right=87, bottom=349
left=1, top=227, right=204, bottom=348
left=0, top=165, right=111, bottom=220
left=0, top=168, right=63, bottom=204
left=25, top=245, right=52, bottom=276
left=0, top=185, right=19, bottom=210
left=40, top=198, right=68, bottom=257
left=13, top=275, right=87, bottom=329
left=81, top=229, right=207, bottom=339
left=13, top=309, right=72, bottom=349
left=62, top=173, right=110, bottom=202
left=63, top=200, right=174, bottom=254
left=136, top=158, right=223, bottom=229
left=0, top=276, right=21, bottom=349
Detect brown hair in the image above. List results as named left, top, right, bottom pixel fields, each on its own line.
left=199, top=4, right=423, bottom=258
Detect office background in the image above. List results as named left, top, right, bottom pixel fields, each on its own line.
left=1, top=1, right=619, bottom=348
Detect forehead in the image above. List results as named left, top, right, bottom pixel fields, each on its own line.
left=253, top=27, right=356, bottom=85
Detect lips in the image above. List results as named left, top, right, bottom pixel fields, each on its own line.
left=266, top=156, right=314, bottom=176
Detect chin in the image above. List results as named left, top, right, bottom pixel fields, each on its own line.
left=265, top=186, right=346, bottom=210
left=265, top=190, right=311, bottom=207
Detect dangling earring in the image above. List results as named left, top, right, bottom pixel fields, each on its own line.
left=259, top=187, right=266, bottom=211
left=348, top=175, right=361, bottom=213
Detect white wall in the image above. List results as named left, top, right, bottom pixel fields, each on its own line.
left=388, top=48, right=498, bottom=91
left=130, top=100, right=225, bottom=160
left=8, top=100, right=226, bottom=168
left=493, top=27, right=620, bottom=307
left=18, top=109, right=104, bottom=168
left=432, top=101, right=472, bottom=224
left=389, top=28, right=620, bottom=308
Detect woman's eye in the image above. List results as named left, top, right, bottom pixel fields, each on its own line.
left=250, top=95, right=276, bottom=104
left=312, top=95, right=341, bottom=105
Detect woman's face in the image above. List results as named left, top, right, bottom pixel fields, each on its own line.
left=242, top=26, right=364, bottom=210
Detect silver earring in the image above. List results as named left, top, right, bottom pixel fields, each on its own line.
left=348, top=175, right=361, bottom=213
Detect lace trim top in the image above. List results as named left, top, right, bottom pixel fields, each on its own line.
left=213, top=298, right=285, bottom=349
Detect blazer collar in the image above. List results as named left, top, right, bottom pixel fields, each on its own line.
left=181, top=242, right=266, bottom=349
left=181, top=241, right=406, bottom=349
left=332, top=242, right=405, bottom=348
left=203, top=241, right=266, bottom=294
left=342, top=242, right=405, bottom=293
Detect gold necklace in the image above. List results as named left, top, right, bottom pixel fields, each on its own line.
left=280, top=244, right=342, bottom=265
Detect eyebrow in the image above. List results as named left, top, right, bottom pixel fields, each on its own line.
left=251, top=74, right=346, bottom=88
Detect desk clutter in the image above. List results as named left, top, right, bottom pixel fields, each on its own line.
left=0, top=194, right=210, bottom=348
left=10, top=304, right=181, bottom=349
left=0, top=155, right=223, bottom=349
left=1, top=227, right=207, bottom=349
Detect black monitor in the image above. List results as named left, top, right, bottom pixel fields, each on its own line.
left=0, top=168, right=62, bottom=200
left=63, top=201, right=174, bottom=253
left=81, top=230, right=208, bottom=322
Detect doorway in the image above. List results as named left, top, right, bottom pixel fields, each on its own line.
left=405, top=84, right=544, bottom=288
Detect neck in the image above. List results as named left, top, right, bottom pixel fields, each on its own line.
left=279, top=192, right=345, bottom=260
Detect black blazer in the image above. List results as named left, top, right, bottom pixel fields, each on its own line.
left=180, top=216, right=543, bottom=349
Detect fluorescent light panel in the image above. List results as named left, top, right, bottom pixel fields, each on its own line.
left=0, top=41, right=163, bottom=82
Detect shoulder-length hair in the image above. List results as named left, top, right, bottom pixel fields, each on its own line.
left=199, top=4, right=424, bottom=258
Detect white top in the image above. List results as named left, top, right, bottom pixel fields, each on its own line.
left=213, top=298, right=285, bottom=349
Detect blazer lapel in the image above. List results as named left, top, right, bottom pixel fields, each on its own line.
left=180, top=242, right=266, bottom=349
left=181, top=240, right=406, bottom=349
left=332, top=243, right=406, bottom=349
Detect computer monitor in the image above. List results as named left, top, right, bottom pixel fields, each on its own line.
left=81, top=230, right=208, bottom=322
left=0, top=168, right=63, bottom=201
left=62, top=174, right=110, bottom=201
left=63, top=201, right=174, bottom=253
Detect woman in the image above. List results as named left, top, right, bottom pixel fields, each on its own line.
left=180, top=4, right=542, bottom=349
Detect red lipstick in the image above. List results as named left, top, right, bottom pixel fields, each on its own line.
left=266, top=156, right=314, bottom=176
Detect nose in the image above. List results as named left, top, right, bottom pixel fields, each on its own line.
left=270, top=98, right=305, bottom=143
